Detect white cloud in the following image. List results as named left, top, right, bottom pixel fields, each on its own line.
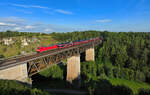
left=14, top=27, right=22, bottom=30
left=0, top=17, right=75, bottom=32
left=0, top=22, right=16, bottom=26
left=25, top=25, right=35, bottom=29
left=11, top=4, right=50, bottom=9
left=15, top=9, right=32, bottom=14
left=55, top=9, right=73, bottom=15
left=30, top=5, right=50, bottom=9
left=11, top=4, right=29, bottom=8
left=96, top=19, right=112, bottom=23
left=11, top=4, right=73, bottom=15
left=0, top=17, right=26, bottom=23
left=44, top=28, right=53, bottom=32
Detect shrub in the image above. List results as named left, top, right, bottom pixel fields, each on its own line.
left=97, top=64, right=106, bottom=77
left=120, top=68, right=130, bottom=79
left=40, top=64, right=64, bottom=79
left=104, top=63, right=114, bottom=78
left=145, top=72, right=150, bottom=84
left=0, top=54, right=5, bottom=58
left=138, top=89, right=150, bottom=95
left=119, top=68, right=135, bottom=80
left=0, top=80, right=51, bottom=95
left=135, top=71, right=146, bottom=82
left=113, top=67, right=121, bottom=78
left=112, top=85, right=133, bottom=95
left=89, top=79, right=133, bottom=95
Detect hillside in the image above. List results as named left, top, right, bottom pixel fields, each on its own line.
left=0, top=34, right=57, bottom=58
left=0, top=80, right=52, bottom=95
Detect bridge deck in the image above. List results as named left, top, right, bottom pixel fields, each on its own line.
left=0, top=40, right=102, bottom=70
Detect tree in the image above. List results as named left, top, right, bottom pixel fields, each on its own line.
left=0, top=54, right=5, bottom=58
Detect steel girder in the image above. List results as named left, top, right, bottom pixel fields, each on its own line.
left=27, top=40, right=102, bottom=77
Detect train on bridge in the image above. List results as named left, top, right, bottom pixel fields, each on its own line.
left=36, top=37, right=102, bottom=53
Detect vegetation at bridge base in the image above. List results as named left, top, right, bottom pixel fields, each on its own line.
left=33, top=64, right=67, bottom=89
left=0, top=79, right=53, bottom=95
left=86, top=79, right=133, bottom=95
left=138, top=89, right=150, bottom=95
left=39, top=64, right=64, bottom=80
left=81, top=61, right=150, bottom=95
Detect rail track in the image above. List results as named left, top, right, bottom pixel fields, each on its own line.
left=0, top=39, right=102, bottom=70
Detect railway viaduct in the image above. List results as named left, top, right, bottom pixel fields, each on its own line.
left=0, top=39, right=102, bottom=85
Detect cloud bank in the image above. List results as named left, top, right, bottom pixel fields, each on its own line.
left=0, top=17, right=74, bottom=33
left=11, top=3, right=73, bottom=15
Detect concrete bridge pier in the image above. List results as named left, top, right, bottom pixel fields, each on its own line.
left=86, top=47, right=95, bottom=61
left=67, top=54, right=80, bottom=83
left=0, top=63, right=32, bottom=85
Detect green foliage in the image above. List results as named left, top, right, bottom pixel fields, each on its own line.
left=109, top=78, right=150, bottom=94
left=0, top=30, right=43, bottom=38
left=96, top=63, right=106, bottom=78
left=87, top=79, right=133, bottom=95
left=81, top=61, right=98, bottom=81
left=40, top=64, right=64, bottom=79
left=145, top=72, right=150, bottom=84
left=135, top=71, right=146, bottom=82
left=0, top=54, right=5, bottom=58
left=0, top=80, right=52, bottom=95
left=51, top=30, right=102, bottom=42
left=138, top=89, right=150, bottom=95
left=103, top=62, right=114, bottom=78
left=81, top=61, right=150, bottom=95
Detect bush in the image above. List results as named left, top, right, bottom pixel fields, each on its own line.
left=81, top=61, right=97, bottom=80
left=0, top=80, right=51, bottom=95
left=94, top=79, right=112, bottom=95
left=135, top=71, right=146, bottom=82
left=112, top=85, right=133, bottom=95
left=0, top=54, right=5, bottom=58
left=88, top=79, right=133, bottom=95
left=138, top=89, right=150, bottom=95
left=120, top=68, right=130, bottom=79
left=104, top=63, right=114, bottom=78
left=145, top=72, right=150, bottom=84
left=39, top=64, right=64, bottom=79
left=119, top=68, right=135, bottom=80
left=128, top=69, right=135, bottom=80
left=96, top=64, right=106, bottom=77
left=113, top=67, right=121, bottom=78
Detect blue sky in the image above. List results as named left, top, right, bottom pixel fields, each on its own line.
left=0, top=0, right=150, bottom=32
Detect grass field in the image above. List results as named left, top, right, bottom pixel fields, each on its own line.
left=0, top=35, right=57, bottom=58
left=108, top=78, right=150, bottom=94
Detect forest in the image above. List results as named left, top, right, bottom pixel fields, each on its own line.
left=0, top=30, right=150, bottom=95
left=50, top=31, right=150, bottom=95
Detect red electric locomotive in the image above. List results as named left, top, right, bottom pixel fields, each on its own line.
left=36, top=45, right=58, bottom=53
left=36, top=37, right=102, bottom=53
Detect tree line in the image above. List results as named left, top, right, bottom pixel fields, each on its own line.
left=0, top=30, right=47, bottom=39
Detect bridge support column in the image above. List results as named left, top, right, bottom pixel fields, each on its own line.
left=86, top=47, right=95, bottom=61
left=0, top=63, right=32, bottom=85
left=67, top=54, right=80, bottom=83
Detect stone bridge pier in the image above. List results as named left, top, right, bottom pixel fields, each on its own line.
left=66, top=46, right=95, bottom=83
left=86, top=47, right=95, bottom=61
left=67, top=54, right=80, bottom=83
left=0, top=63, right=32, bottom=85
